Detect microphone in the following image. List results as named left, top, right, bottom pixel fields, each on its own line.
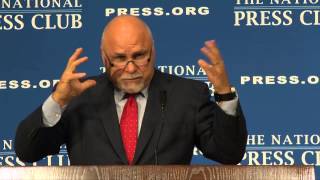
left=160, top=91, right=167, bottom=112
left=154, top=90, right=167, bottom=165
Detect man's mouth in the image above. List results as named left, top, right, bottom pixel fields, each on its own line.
left=123, top=77, right=142, bottom=81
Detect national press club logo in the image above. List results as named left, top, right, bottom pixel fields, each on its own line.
left=0, top=0, right=83, bottom=31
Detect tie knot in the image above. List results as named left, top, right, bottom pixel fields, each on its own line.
left=122, top=93, right=141, bottom=100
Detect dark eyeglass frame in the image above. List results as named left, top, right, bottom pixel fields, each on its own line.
left=103, top=47, right=153, bottom=70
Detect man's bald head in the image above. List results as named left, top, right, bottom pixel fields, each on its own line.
left=101, top=16, right=154, bottom=50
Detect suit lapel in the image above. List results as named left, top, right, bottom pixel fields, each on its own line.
left=133, top=70, right=168, bottom=164
left=97, top=76, right=128, bottom=164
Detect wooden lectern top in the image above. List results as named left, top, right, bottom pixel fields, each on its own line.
left=0, top=165, right=315, bottom=180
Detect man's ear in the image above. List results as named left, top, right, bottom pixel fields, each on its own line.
left=151, top=44, right=156, bottom=62
left=100, top=48, right=107, bottom=66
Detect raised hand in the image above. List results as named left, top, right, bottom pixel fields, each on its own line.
left=52, top=48, right=97, bottom=107
left=198, top=40, right=232, bottom=94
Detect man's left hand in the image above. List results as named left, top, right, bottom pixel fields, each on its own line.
left=198, top=40, right=231, bottom=94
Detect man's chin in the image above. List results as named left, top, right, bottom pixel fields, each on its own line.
left=119, top=84, right=144, bottom=94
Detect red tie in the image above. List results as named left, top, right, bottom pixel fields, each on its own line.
left=120, top=95, right=138, bottom=165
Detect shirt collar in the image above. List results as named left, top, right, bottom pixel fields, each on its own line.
left=114, top=86, right=149, bottom=102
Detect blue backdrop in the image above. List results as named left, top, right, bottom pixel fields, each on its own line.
left=1, top=0, right=319, bottom=178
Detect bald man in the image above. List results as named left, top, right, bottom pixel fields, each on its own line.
left=15, top=16, right=247, bottom=165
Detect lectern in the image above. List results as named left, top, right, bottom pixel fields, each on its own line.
left=0, top=165, right=315, bottom=180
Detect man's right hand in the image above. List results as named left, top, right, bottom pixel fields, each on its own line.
left=52, top=48, right=97, bottom=107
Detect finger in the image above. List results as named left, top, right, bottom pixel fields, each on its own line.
left=202, top=41, right=224, bottom=64
left=68, top=56, right=89, bottom=72
left=68, top=48, right=83, bottom=62
left=61, top=72, right=87, bottom=83
left=205, top=40, right=222, bottom=58
left=80, top=80, right=97, bottom=91
left=65, top=48, right=84, bottom=70
left=200, top=47, right=219, bottom=65
left=198, top=59, right=211, bottom=72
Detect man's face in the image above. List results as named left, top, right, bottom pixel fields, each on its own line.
left=102, top=41, right=155, bottom=94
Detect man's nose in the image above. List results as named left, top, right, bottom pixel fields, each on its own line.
left=124, top=61, right=138, bottom=73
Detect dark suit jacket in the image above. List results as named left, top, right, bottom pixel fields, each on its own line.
left=15, top=70, right=247, bottom=165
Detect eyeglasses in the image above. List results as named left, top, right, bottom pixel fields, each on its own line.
left=104, top=48, right=152, bottom=69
